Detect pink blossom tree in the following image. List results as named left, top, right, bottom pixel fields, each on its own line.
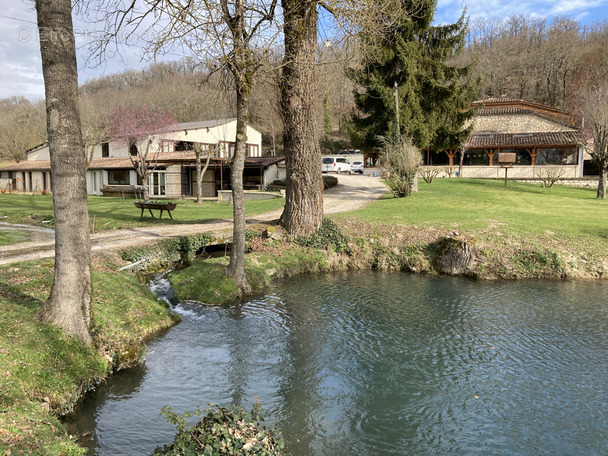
left=109, top=105, right=177, bottom=202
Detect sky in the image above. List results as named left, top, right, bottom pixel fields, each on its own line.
left=1, top=0, right=608, bottom=101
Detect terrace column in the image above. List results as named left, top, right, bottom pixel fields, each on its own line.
left=527, top=147, right=538, bottom=166
left=445, top=149, right=458, bottom=167
left=485, top=148, right=497, bottom=166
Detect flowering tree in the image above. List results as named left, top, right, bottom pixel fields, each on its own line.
left=109, top=106, right=176, bottom=201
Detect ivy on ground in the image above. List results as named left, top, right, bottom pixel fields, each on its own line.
left=153, top=403, right=286, bottom=456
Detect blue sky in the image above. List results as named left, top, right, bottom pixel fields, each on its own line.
left=1, top=0, right=608, bottom=100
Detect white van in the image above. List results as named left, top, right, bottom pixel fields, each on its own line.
left=322, top=156, right=352, bottom=174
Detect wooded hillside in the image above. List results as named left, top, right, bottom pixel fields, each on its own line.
left=2, top=13, right=608, bottom=162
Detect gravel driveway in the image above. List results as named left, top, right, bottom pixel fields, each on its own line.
left=0, top=174, right=387, bottom=265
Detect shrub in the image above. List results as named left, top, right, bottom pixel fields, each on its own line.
left=294, top=218, right=351, bottom=253
left=153, top=403, right=286, bottom=456
left=322, top=175, right=338, bottom=189
left=534, top=166, right=564, bottom=188
left=420, top=168, right=440, bottom=183
left=378, top=136, right=422, bottom=197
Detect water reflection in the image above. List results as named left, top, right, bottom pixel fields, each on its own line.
left=69, top=273, right=608, bottom=455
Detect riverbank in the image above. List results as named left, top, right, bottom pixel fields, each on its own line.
left=0, top=253, right=179, bottom=455
left=169, top=217, right=608, bottom=306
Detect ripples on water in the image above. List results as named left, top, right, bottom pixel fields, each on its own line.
left=68, top=273, right=608, bottom=456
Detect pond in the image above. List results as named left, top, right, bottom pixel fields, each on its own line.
left=67, top=272, right=608, bottom=455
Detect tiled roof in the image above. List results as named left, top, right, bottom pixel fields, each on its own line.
left=169, top=119, right=236, bottom=131
left=466, top=131, right=580, bottom=148
left=2, top=155, right=285, bottom=172
left=1, top=161, right=51, bottom=171
left=476, top=107, right=534, bottom=116
left=473, top=97, right=524, bottom=105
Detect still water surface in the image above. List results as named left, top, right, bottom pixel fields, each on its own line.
left=69, top=273, right=608, bottom=455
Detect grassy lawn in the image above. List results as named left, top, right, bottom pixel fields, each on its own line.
left=0, top=194, right=285, bottom=231
left=334, top=178, right=608, bottom=240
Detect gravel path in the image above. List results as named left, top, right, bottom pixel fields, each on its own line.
left=0, top=174, right=387, bottom=265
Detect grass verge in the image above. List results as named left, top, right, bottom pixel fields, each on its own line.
left=0, top=253, right=178, bottom=455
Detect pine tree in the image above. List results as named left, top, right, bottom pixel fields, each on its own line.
left=348, top=0, right=479, bottom=152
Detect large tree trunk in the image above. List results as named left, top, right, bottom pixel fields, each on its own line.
left=35, top=0, right=92, bottom=345
left=280, top=0, right=323, bottom=236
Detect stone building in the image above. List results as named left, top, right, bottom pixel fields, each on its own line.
left=422, top=98, right=584, bottom=179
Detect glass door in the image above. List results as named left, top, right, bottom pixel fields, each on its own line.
left=149, top=171, right=166, bottom=197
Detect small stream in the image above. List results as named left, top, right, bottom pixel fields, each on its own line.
left=67, top=272, right=608, bottom=455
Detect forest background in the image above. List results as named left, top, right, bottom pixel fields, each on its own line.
left=2, top=13, right=608, bottom=163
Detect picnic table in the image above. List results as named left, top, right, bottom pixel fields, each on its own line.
left=134, top=201, right=177, bottom=220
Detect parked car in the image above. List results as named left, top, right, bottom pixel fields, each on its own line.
left=351, top=161, right=364, bottom=174
left=322, top=156, right=352, bottom=174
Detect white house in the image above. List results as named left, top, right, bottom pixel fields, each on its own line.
left=0, top=119, right=284, bottom=198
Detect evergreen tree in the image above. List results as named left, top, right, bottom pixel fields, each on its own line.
left=348, top=0, right=479, bottom=152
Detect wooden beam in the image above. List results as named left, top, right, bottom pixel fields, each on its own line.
left=445, top=148, right=458, bottom=167
left=486, top=148, right=497, bottom=166
left=527, top=147, right=538, bottom=166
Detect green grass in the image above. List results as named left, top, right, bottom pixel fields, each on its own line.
left=0, top=194, right=285, bottom=231
left=334, top=178, right=608, bottom=239
left=0, top=230, right=31, bottom=246
left=0, top=256, right=178, bottom=455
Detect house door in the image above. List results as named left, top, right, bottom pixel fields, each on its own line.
left=149, top=171, right=166, bottom=197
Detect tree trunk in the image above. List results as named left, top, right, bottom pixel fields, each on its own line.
left=597, top=165, right=607, bottom=199
left=195, top=146, right=211, bottom=204
left=226, top=72, right=251, bottom=293
left=34, top=0, right=92, bottom=346
left=280, top=0, right=323, bottom=237
left=196, top=149, right=203, bottom=204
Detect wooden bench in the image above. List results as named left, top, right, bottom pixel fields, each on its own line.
left=134, top=201, right=177, bottom=220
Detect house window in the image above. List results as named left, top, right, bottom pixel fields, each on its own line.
left=219, top=141, right=235, bottom=158
left=108, top=170, right=130, bottom=185
left=175, top=141, right=195, bottom=151
left=537, top=148, right=574, bottom=165
left=247, top=144, right=260, bottom=157
left=464, top=149, right=490, bottom=166
left=102, top=142, right=109, bottom=157
left=129, top=144, right=138, bottom=156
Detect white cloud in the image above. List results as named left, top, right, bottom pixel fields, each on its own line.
left=436, top=0, right=608, bottom=24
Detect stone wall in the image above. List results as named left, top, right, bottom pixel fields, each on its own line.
left=419, top=165, right=579, bottom=179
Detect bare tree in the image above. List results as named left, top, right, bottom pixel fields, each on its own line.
left=194, top=143, right=212, bottom=204
left=89, top=0, right=279, bottom=292
left=0, top=98, right=46, bottom=162
left=80, top=92, right=112, bottom=167
left=34, top=0, right=93, bottom=345
left=579, top=81, right=608, bottom=198
left=108, top=105, right=176, bottom=202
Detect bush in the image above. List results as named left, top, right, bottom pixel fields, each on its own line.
left=294, top=218, right=351, bottom=253
left=379, top=136, right=422, bottom=197
left=153, top=403, right=286, bottom=456
left=322, top=175, right=338, bottom=190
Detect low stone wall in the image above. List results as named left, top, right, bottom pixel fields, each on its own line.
left=419, top=165, right=580, bottom=179
left=217, top=190, right=282, bottom=202
left=513, top=178, right=598, bottom=188
left=418, top=166, right=596, bottom=187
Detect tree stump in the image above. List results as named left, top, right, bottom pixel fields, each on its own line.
left=434, top=232, right=480, bottom=275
